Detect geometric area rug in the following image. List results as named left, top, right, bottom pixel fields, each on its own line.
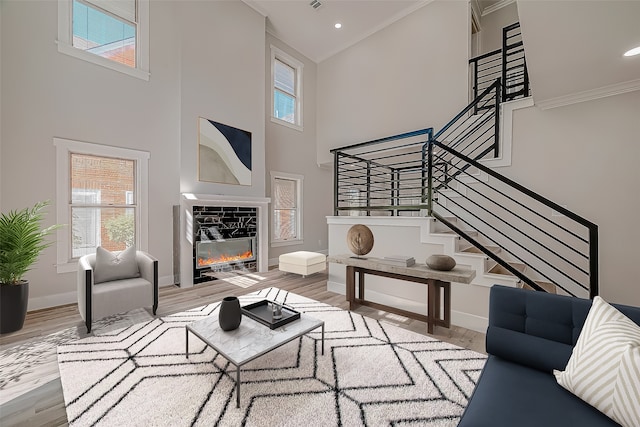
left=57, top=287, right=486, bottom=426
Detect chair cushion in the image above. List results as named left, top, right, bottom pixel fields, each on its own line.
left=553, top=296, right=640, bottom=427
left=94, top=246, right=140, bottom=284
left=91, top=277, right=153, bottom=320
left=458, top=355, right=620, bottom=427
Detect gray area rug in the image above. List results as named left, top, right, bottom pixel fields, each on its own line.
left=0, top=308, right=153, bottom=405
left=58, top=288, right=486, bottom=426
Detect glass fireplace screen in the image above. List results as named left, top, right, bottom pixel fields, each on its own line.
left=196, top=237, right=256, bottom=269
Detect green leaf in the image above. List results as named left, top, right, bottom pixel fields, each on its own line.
left=0, top=201, right=63, bottom=284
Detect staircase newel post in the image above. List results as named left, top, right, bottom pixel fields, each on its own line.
left=426, top=133, right=434, bottom=216
left=366, top=160, right=371, bottom=216
left=334, top=150, right=339, bottom=216
left=589, top=225, right=599, bottom=298
left=494, top=78, right=501, bottom=157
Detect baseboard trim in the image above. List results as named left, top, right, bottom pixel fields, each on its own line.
left=28, top=291, right=77, bottom=311
left=451, top=310, right=488, bottom=333
left=327, top=280, right=488, bottom=332
left=28, top=274, right=176, bottom=311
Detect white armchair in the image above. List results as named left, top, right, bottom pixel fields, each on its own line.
left=78, top=250, right=158, bottom=333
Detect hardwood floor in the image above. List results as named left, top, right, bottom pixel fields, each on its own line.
left=0, top=270, right=486, bottom=426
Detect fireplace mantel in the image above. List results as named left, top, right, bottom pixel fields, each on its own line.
left=179, top=193, right=271, bottom=287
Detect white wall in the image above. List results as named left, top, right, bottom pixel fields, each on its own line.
left=316, top=0, right=470, bottom=166
left=0, top=0, right=266, bottom=309
left=0, top=0, right=3, bottom=213
left=479, top=2, right=519, bottom=54
left=264, top=34, right=332, bottom=263
left=505, top=90, right=640, bottom=306
left=178, top=1, right=266, bottom=198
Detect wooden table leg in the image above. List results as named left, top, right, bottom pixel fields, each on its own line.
left=433, top=282, right=441, bottom=323
left=358, top=269, right=365, bottom=301
left=427, top=280, right=436, bottom=334
left=442, top=281, right=451, bottom=328
left=346, top=266, right=356, bottom=310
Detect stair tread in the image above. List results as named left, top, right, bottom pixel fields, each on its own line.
left=521, top=281, right=557, bottom=294
left=437, top=230, right=478, bottom=237
left=488, top=262, right=526, bottom=276
left=460, top=245, right=501, bottom=255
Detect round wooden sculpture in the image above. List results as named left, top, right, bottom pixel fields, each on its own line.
left=347, top=224, right=374, bottom=257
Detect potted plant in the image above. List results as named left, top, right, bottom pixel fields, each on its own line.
left=0, top=201, right=61, bottom=334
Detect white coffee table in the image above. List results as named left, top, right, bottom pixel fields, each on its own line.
left=185, top=307, right=324, bottom=407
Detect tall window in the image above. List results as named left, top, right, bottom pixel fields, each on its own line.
left=58, top=0, right=150, bottom=80
left=55, top=138, right=149, bottom=273
left=271, top=172, right=304, bottom=246
left=271, top=46, right=303, bottom=131
left=70, top=154, right=136, bottom=257
left=72, top=0, right=136, bottom=67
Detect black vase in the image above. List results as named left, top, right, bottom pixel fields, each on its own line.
left=218, top=296, right=242, bottom=331
left=0, top=281, right=29, bottom=334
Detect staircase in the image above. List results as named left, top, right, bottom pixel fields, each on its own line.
left=330, top=23, right=598, bottom=300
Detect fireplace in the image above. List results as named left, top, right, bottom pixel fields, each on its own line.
left=192, top=205, right=258, bottom=284
left=178, top=194, right=270, bottom=288
left=196, top=237, right=256, bottom=269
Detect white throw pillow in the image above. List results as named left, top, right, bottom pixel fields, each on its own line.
left=553, top=296, right=640, bottom=427
left=94, top=245, right=140, bottom=284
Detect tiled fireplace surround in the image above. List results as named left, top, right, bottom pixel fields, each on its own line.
left=179, top=194, right=270, bottom=287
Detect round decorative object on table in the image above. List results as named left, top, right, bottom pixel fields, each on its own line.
left=218, top=296, right=242, bottom=331
left=426, top=254, right=456, bottom=271
left=347, top=224, right=374, bottom=257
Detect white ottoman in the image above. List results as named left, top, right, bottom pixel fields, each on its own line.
left=279, top=251, right=326, bottom=277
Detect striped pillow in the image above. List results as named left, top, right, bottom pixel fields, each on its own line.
left=553, top=296, right=640, bottom=427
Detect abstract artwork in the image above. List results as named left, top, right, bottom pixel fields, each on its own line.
left=198, top=118, right=252, bottom=185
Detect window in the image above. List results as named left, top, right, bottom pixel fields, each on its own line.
left=271, top=46, right=303, bottom=131
left=271, top=172, right=304, bottom=246
left=54, top=138, right=149, bottom=273
left=57, top=0, right=150, bottom=80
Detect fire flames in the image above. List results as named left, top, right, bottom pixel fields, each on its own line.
left=197, top=250, right=254, bottom=267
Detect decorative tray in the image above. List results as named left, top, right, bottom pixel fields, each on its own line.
left=241, top=300, right=301, bottom=329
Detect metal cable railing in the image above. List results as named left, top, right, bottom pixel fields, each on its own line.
left=469, top=22, right=529, bottom=106
left=332, top=129, right=432, bottom=216
left=330, top=22, right=597, bottom=298
left=428, top=141, right=597, bottom=298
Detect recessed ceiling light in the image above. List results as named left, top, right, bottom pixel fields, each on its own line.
left=623, top=46, right=640, bottom=57
left=334, top=23, right=342, bottom=29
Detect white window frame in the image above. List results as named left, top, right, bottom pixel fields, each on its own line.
left=270, top=45, right=303, bottom=131
left=57, top=0, right=150, bottom=81
left=270, top=171, right=304, bottom=247
left=54, top=137, right=149, bottom=273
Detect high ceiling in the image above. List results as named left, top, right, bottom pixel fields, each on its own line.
left=243, top=0, right=428, bottom=63
left=243, top=0, right=640, bottom=106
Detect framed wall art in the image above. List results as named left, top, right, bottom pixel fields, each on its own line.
left=198, top=118, right=252, bottom=186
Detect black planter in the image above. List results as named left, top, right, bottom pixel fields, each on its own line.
left=0, top=281, right=29, bottom=334
left=218, top=296, right=242, bottom=331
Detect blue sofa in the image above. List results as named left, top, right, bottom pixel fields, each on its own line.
left=458, top=285, right=640, bottom=427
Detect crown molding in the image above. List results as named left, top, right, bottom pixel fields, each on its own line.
left=536, top=79, right=640, bottom=110
left=481, top=0, right=516, bottom=17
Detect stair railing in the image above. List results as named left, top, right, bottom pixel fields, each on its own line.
left=427, top=139, right=598, bottom=298
left=331, top=129, right=433, bottom=216
left=330, top=19, right=598, bottom=297
left=502, top=22, right=529, bottom=101
left=469, top=22, right=530, bottom=107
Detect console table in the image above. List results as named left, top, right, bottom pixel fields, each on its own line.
left=328, top=255, right=476, bottom=334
